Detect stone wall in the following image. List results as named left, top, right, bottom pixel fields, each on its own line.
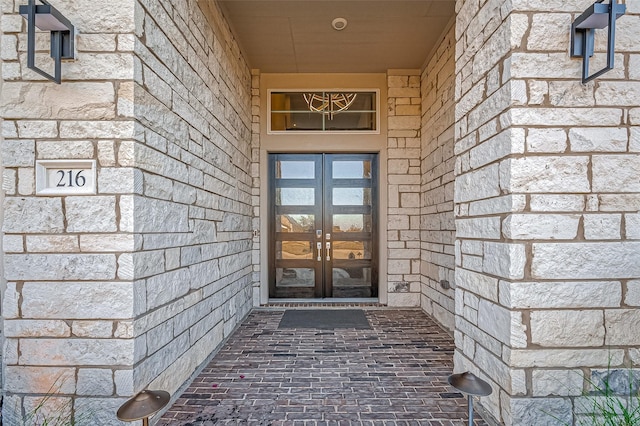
left=132, top=0, right=253, bottom=400
left=250, top=69, right=261, bottom=304
left=454, top=0, right=640, bottom=424
left=0, top=0, right=253, bottom=423
left=420, top=22, right=456, bottom=332
left=0, top=0, right=6, bottom=394
left=1, top=0, right=138, bottom=422
left=386, top=70, right=422, bottom=306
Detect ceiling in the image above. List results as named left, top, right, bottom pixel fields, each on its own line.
left=215, top=1, right=455, bottom=73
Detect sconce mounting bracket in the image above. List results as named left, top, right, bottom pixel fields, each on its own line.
left=570, top=0, right=625, bottom=84
left=19, top=0, right=75, bottom=84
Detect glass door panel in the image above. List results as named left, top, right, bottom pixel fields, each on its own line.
left=332, top=160, right=372, bottom=179
left=332, top=214, right=372, bottom=233
left=277, top=241, right=314, bottom=259
left=276, top=188, right=315, bottom=205
left=269, top=154, right=323, bottom=298
left=332, top=241, right=372, bottom=260
left=324, top=154, right=378, bottom=298
left=332, top=188, right=372, bottom=205
left=276, top=268, right=315, bottom=288
left=332, top=267, right=373, bottom=298
left=276, top=214, right=315, bottom=233
left=276, top=161, right=316, bottom=179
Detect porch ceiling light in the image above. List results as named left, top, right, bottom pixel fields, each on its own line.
left=570, top=0, right=626, bottom=84
left=332, top=17, right=347, bottom=31
left=19, top=0, right=75, bottom=84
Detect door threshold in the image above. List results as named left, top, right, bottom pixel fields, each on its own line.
left=262, top=298, right=383, bottom=308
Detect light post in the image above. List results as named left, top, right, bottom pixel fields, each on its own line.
left=448, top=372, right=492, bottom=426
left=117, top=390, right=170, bottom=426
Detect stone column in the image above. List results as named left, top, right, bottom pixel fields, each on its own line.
left=387, top=70, right=422, bottom=306
left=251, top=68, right=261, bottom=305
left=0, top=0, right=254, bottom=423
left=0, top=0, right=6, bottom=394
left=0, top=0, right=137, bottom=423
left=454, top=0, right=640, bottom=424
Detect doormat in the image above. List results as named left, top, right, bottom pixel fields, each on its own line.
left=278, top=309, right=371, bottom=330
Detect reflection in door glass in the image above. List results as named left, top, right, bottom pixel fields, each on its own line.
left=332, top=267, right=372, bottom=297
left=333, top=161, right=371, bottom=179
left=276, top=268, right=315, bottom=287
left=276, top=214, right=315, bottom=232
left=333, top=214, right=371, bottom=232
left=333, top=188, right=371, bottom=206
left=276, top=188, right=315, bottom=205
left=276, top=161, right=315, bottom=179
left=332, top=241, right=371, bottom=259
left=276, top=241, right=313, bottom=260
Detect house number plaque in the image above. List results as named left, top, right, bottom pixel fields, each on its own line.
left=36, top=160, right=96, bottom=195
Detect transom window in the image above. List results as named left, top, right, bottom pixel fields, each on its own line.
left=269, top=91, right=378, bottom=133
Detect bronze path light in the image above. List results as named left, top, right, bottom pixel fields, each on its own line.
left=117, top=390, right=171, bottom=426
left=448, top=371, right=493, bottom=426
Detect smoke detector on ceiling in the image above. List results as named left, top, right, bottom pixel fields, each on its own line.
left=332, top=17, right=348, bottom=31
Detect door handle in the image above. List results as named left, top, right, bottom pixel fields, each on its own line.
left=316, top=242, right=322, bottom=261
left=326, top=241, right=331, bottom=261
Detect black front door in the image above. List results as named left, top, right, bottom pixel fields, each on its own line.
left=268, top=153, right=378, bottom=298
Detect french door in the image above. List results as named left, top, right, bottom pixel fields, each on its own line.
left=268, top=153, right=378, bottom=298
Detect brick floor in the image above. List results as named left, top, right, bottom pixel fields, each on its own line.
left=158, top=309, right=488, bottom=425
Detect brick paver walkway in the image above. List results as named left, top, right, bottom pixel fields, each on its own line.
left=159, top=309, right=488, bottom=425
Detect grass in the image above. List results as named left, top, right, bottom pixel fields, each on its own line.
left=12, top=376, right=82, bottom=426
left=544, top=366, right=640, bottom=426
left=575, top=368, right=640, bottom=426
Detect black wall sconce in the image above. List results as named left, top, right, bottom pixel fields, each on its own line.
left=19, top=0, right=75, bottom=84
left=571, top=0, right=626, bottom=84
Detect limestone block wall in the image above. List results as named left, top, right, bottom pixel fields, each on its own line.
left=453, top=4, right=521, bottom=420
left=250, top=69, right=261, bottom=305
left=420, top=22, right=456, bottom=332
left=386, top=70, right=422, bottom=306
left=0, top=0, right=5, bottom=393
left=0, top=0, right=253, bottom=423
left=454, top=0, right=640, bottom=424
left=132, top=0, right=253, bottom=399
left=0, top=0, right=137, bottom=423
